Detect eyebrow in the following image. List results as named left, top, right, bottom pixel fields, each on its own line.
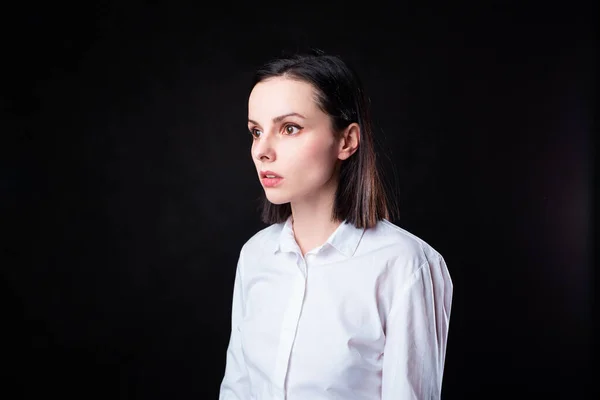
left=248, top=112, right=306, bottom=126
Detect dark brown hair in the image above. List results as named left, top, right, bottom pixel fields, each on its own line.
left=252, top=51, right=396, bottom=229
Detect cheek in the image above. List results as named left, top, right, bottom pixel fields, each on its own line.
left=288, top=136, right=337, bottom=175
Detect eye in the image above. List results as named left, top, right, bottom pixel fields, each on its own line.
left=283, top=124, right=301, bottom=135
left=249, top=128, right=262, bottom=139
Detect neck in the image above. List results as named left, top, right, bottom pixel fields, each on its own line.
left=290, top=178, right=342, bottom=256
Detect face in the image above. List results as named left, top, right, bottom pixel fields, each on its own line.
left=248, top=77, right=341, bottom=206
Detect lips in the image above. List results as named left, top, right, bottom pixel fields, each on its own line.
left=260, top=170, right=282, bottom=179
left=260, top=170, right=283, bottom=188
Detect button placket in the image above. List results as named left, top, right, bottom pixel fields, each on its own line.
left=272, top=253, right=308, bottom=392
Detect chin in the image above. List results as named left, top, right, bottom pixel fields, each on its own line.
left=264, top=191, right=291, bottom=205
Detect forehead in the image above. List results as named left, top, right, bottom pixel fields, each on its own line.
left=248, top=77, right=319, bottom=119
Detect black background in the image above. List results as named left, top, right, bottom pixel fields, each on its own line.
left=2, top=1, right=595, bottom=399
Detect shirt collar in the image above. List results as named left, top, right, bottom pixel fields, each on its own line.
left=274, top=216, right=365, bottom=258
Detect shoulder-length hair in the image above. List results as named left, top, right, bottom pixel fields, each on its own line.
left=251, top=50, right=396, bottom=229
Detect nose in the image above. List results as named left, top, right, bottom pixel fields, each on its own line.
left=252, top=134, right=276, bottom=162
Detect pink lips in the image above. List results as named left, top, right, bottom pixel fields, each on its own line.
left=260, top=170, right=283, bottom=188
left=262, top=177, right=283, bottom=187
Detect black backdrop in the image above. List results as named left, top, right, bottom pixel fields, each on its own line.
left=3, top=1, right=594, bottom=399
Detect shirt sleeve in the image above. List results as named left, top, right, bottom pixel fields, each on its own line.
left=381, top=254, right=453, bottom=399
left=219, top=248, right=252, bottom=400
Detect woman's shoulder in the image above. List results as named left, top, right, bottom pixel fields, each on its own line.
left=360, top=218, right=443, bottom=265
left=239, top=220, right=287, bottom=255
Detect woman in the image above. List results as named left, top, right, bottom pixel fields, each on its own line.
left=219, top=51, right=453, bottom=399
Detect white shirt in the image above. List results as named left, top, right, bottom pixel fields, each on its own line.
left=219, top=217, right=453, bottom=400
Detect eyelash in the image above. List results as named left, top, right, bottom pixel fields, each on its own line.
left=249, top=123, right=303, bottom=139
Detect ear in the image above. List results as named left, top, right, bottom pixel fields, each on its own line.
left=337, top=123, right=360, bottom=160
